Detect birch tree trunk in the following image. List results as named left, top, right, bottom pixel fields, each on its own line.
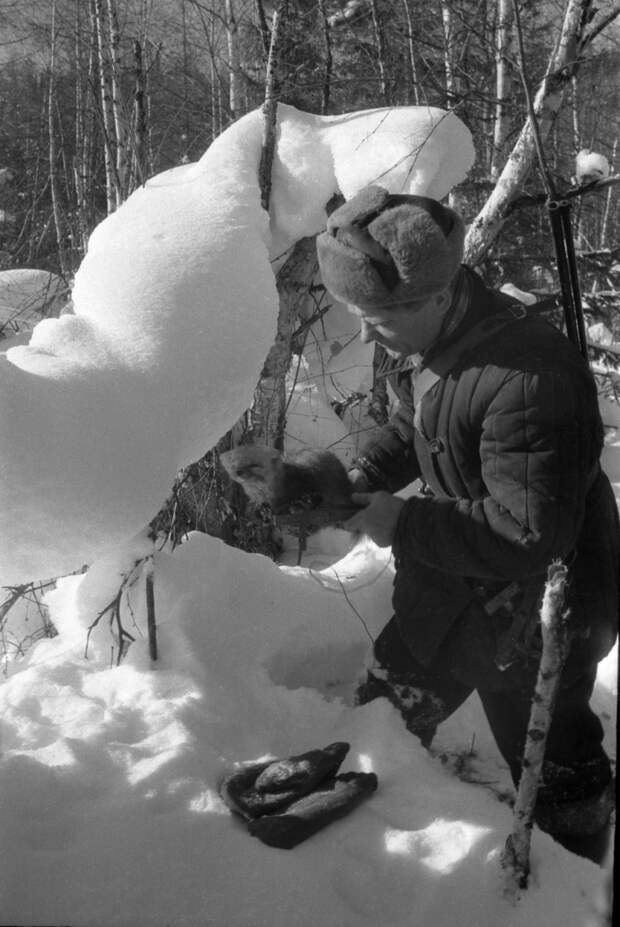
left=251, top=238, right=319, bottom=449
left=490, top=0, right=514, bottom=181
left=464, top=0, right=596, bottom=265
left=258, top=0, right=288, bottom=212
left=73, top=0, right=90, bottom=255
left=48, top=0, right=67, bottom=277
left=92, top=0, right=117, bottom=213
left=318, top=0, right=332, bottom=114
left=401, top=0, right=420, bottom=105
left=439, top=0, right=456, bottom=105
left=225, top=0, right=241, bottom=123
left=106, top=0, right=129, bottom=205
left=600, top=137, right=617, bottom=248
left=254, top=0, right=290, bottom=449
left=132, top=39, right=148, bottom=187
left=369, top=0, right=389, bottom=105
left=255, top=0, right=271, bottom=57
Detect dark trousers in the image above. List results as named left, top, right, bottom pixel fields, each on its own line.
left=357, top=615, right=612, bottom=805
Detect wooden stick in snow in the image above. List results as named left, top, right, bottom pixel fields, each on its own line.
left=501, top=559, right=571, bottom=896
left=145, top=567, right=157, bottom=662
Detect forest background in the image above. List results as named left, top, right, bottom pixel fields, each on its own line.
left=1, top=0, right=619, bottom=283
left=1, top=0, right=620, bottom=622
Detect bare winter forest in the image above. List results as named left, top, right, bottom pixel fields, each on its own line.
left=1, top=1, right=618, bottom=280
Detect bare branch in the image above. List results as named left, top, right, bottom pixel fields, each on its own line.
left=582, top=2, right=620, bottom=47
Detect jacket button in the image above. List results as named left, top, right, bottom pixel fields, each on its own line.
left=428, top=437, right=445, bottom=453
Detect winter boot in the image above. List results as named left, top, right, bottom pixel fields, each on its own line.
left=355, top=668, right=447, bottom=748
left=534, top=778, right=615, bottom=865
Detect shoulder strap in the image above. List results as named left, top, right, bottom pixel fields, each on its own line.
left=413, top=304, right=527, bottom=430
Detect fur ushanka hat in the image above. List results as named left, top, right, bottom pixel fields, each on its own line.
left=316, top=185, right=465, bottom=310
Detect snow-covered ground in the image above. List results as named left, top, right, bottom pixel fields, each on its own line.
left=0, top=103, right=615, bottom=925
left=0, top=526, right=615, bottom=927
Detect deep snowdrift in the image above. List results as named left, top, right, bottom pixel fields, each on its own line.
left=0, top=531, right=614, bottom=927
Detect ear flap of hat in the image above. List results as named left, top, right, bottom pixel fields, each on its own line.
left=315, top=232, right=393, bottom=308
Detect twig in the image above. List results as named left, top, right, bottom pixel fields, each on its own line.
left=501, top=560, right=571, bottom=898
left=83, top=561, right=144, bottom=663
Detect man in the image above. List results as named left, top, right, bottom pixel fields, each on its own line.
left=316, top=185, right=618, bottom=861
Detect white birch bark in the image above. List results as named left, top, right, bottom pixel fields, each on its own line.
left=92, top=0, right=117, bottom=213
left=225, top=0, right=241, bottom=122
left=401, top=0, right=420, bottom=105
left=106, top=0, right=129, bottom=205
left=369, top=0, right=389, bottom=105
left=48, top=0, right=67, bottom=277
left=490, top=0, right=514, bottom=181
left=439, top=0, right=456, bottom=104
left=464, top=0, right=595, bottom=265
left=501, top=561, right=570, bottom=897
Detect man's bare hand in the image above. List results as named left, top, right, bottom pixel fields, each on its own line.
left=347, top=467, right=370, bottom=492
left=345, top=491, right=404, bottom=547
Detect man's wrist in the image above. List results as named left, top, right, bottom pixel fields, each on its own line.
left=347, top=467, right=370, bottom=492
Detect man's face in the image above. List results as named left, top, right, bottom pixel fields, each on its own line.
left=348, top=291, right=448, bottom=356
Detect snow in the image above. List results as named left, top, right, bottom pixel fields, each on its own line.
left=0, top=530, right=614, bottom=926
left=0, top=103, right=615, bottom=925
left=0, top=103, right=474, bottom=585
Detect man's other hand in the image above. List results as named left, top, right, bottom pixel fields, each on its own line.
left=345, top=491, right=404, bottom=547
left=347, top=468, right=370, bottom=492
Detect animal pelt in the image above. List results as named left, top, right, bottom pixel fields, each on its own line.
left=219, top=444, right=362, bottom=533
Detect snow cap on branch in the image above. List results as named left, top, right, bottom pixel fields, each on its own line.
left=317, top=185, right=465, bottom=309
left=575, top=149, right=610, bottom=185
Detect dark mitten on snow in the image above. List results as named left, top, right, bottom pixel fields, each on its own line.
left=220, top=742, right=350, bottom=820
left=254, top=742, right=350, bottom=793
left=247, top=772, right=379, bottom=849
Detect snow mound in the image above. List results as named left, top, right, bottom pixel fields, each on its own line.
left=0, top=533, right=606, bottom=927
left=0, top=104, right=474, bottom=585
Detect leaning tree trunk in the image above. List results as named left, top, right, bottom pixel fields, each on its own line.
left=464, top=0, right=597, bottom=265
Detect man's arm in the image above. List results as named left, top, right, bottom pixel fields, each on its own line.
left=391, top=365, right=600, bottom=580
left=350, top=399, right=421, bottom=493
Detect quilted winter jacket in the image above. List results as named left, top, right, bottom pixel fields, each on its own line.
left=356, top=267, right=620, bottom=668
